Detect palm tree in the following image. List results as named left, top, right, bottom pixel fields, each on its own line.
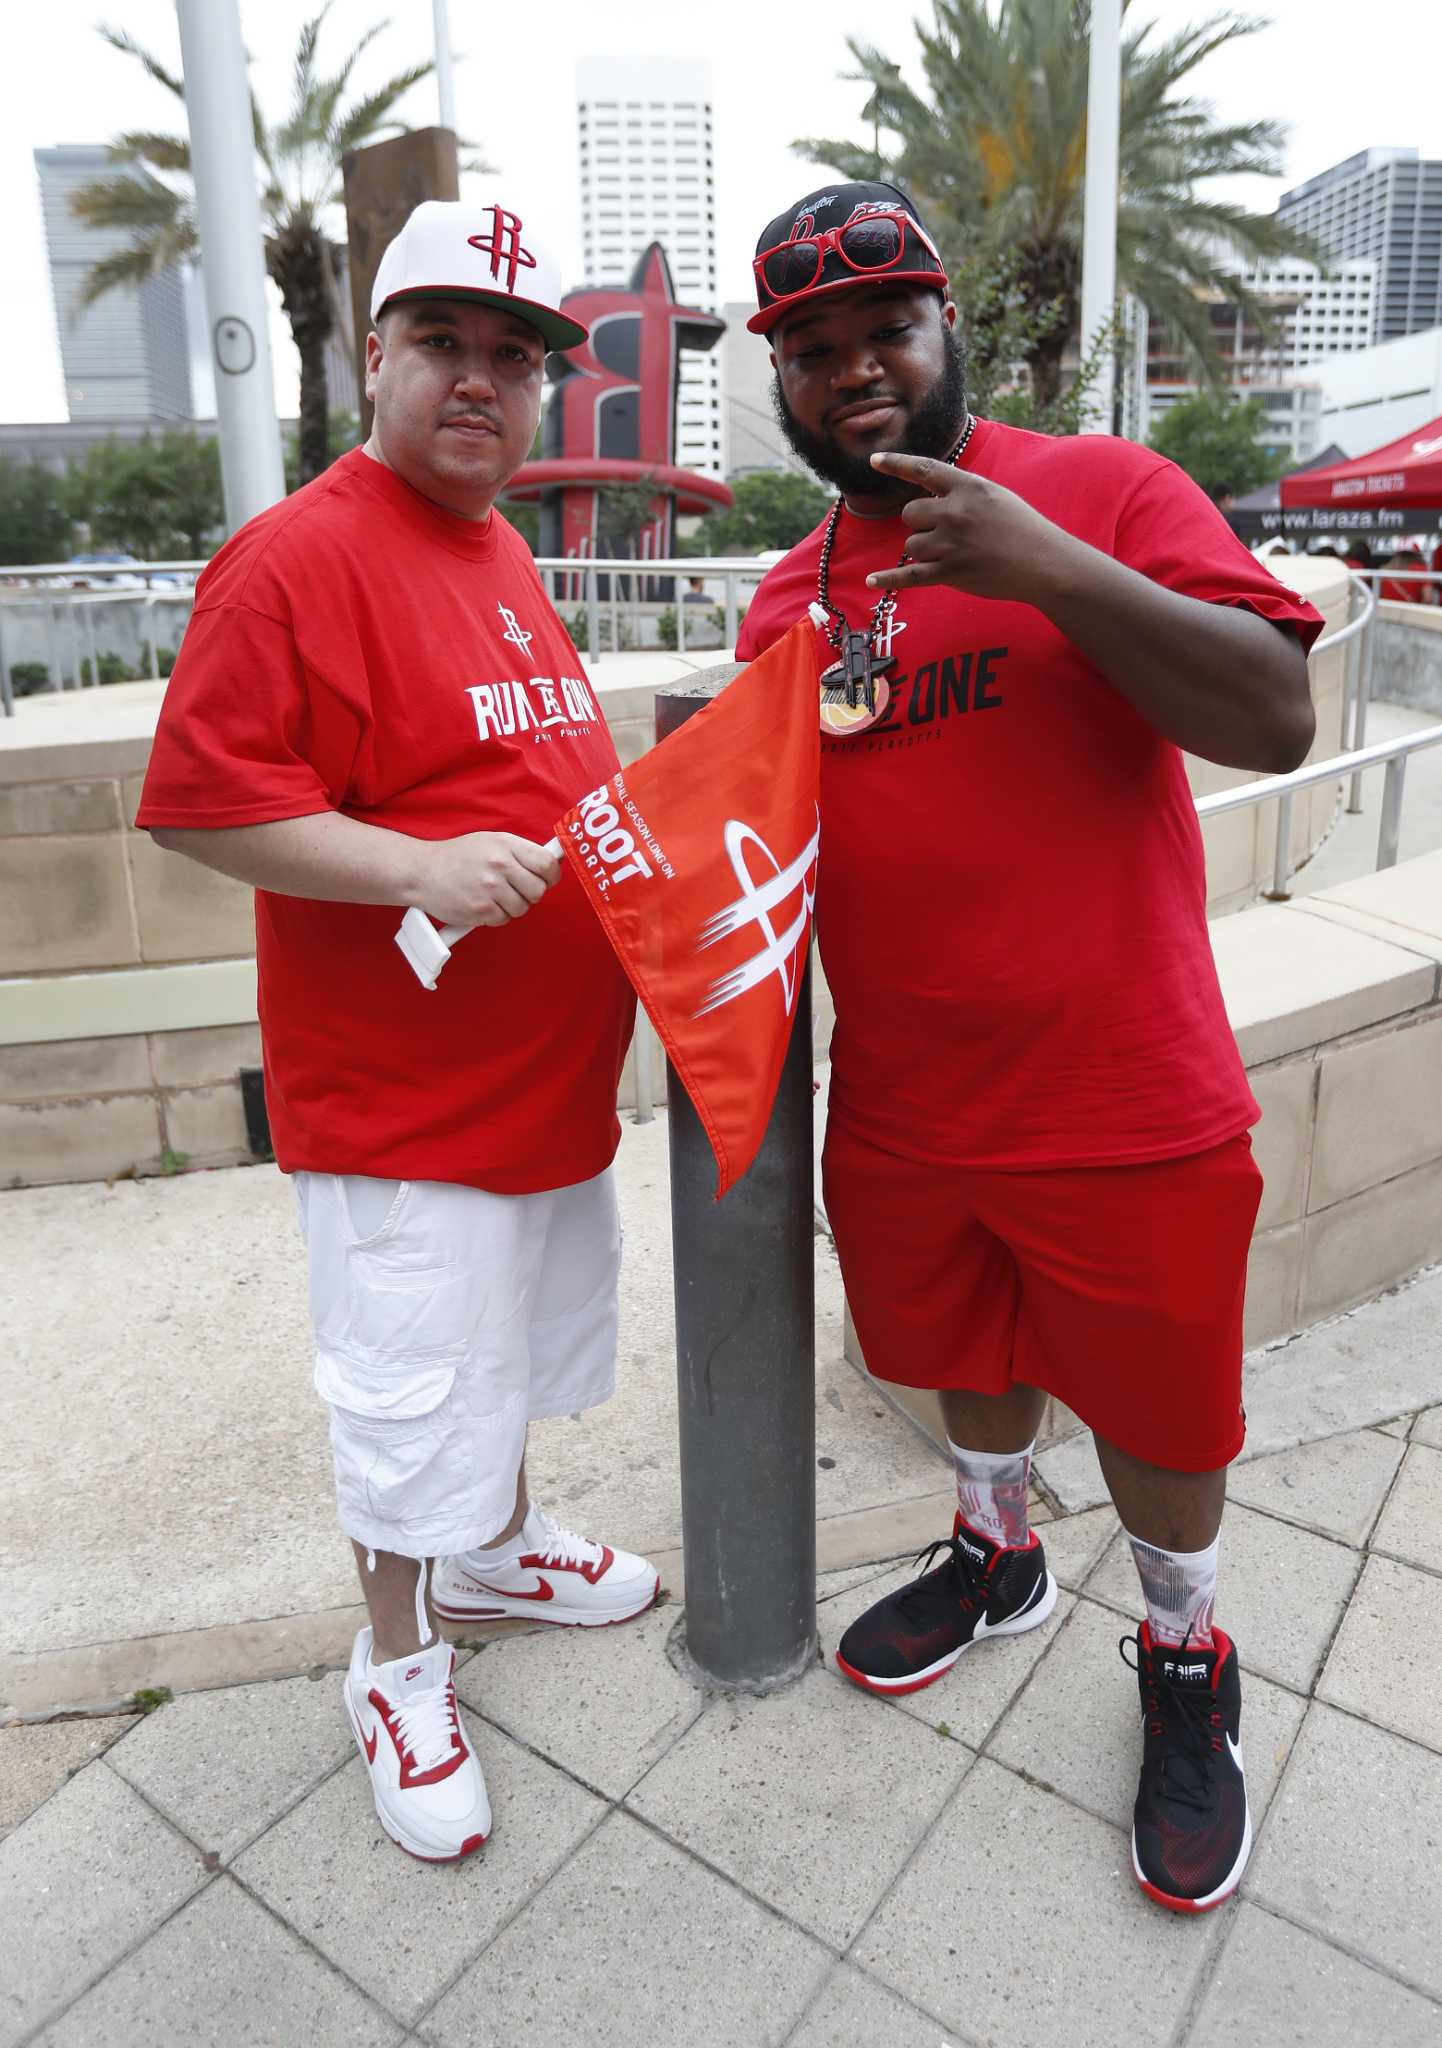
left=71, top=9, right=434, bottom=486
left=794, top=2, right=1313, bottom=409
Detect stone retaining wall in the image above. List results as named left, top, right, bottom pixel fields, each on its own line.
left=1376, top=601, right=1442, bottom=716
left=0, top=553, right=1359, bottom=1188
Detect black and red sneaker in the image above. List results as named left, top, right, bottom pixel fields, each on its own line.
left=1122, top=1621, right=1251, bottom=1914
left=835, top=1515, right=1056, bottom=1697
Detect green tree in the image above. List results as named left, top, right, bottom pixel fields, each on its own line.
left=71, top=8, right=436, bottom=488
left=595, top=474, right=664, bottom=557
left=690, top=471, right=834, bottom=554
left=282, top=411, right=363, bottom=495
left=67, top=432, right=223, bottom=558
left=0, top=459, right=74, bottom=565
left=796, top=2, right=1311, bottom=408
left=1147, top=389, right=1284, bottom=500
left=497, top=496, right=540, bottom=549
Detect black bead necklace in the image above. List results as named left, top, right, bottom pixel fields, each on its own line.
left=815, top=411, right=977, bottom=734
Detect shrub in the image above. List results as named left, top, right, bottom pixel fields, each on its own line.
left=9, top=661, right=49, bottom=696
left=80, top=649, right=133, bottom=686
left=656, top=607, right=678, bottom=651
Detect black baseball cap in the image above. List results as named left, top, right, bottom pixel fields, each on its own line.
left=748, top=180, right=949, bottom=336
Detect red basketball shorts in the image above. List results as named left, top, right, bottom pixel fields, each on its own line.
left=822, top=1126, right=1264, bottom=1472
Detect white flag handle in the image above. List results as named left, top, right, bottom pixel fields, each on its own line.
left=395, top=836, right=563, bottom=990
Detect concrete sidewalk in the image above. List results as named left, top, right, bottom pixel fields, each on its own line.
left=4, top=1121, right=1442, bottom=2043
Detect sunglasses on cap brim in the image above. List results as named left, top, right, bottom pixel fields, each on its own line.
left=753, top=208, right=947, bottom=305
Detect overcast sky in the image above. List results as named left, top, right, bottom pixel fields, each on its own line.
left=1, top=0, right=1438, bottom=424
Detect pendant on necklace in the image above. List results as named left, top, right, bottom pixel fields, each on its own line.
left=820, top=673, right=891, bottom=737
left=818, top=628, right=894, bottom=736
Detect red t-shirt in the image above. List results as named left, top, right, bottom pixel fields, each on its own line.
left=137, top=448, right=635, bottom=1194
left=735, top=420, right=1324, bottom=1170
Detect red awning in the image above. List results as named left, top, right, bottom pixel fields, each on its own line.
left=1280, top=416, right=1442, bottom=508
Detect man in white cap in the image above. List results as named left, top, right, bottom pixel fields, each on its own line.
left=137, top=200, right=659, bottom=1865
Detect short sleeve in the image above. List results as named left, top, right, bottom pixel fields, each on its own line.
left=135, top=603, right=365, bottom=829
left=1112, top=457, right=1326, bottom=655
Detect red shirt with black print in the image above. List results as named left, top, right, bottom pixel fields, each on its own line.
left=736, top=420, right=1324, bottom=1169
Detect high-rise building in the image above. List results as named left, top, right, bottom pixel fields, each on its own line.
left=35, top=145, right=193, bottom=424
left=1277, top=148, right=1442, bottom=345
left=575, top=56, right=721, bottom=476
left=720, top=301, right=812, bottom=478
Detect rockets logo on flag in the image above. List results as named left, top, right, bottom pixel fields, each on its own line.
left=694, top=816, right=819, bottom=1020
left=553, top=620, right=822, bottom=1197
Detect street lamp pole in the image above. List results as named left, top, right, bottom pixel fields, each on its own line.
left=1079, top=0, right=1122, bottom=435
left=174, top=0, right=286, bottom=530
left=433, top=0, right=457, bottom=133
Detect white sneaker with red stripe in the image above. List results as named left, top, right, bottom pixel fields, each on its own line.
left=432, top=1503, right=659, bottom=1627
left=344, top=1628, right=491, bottom=1863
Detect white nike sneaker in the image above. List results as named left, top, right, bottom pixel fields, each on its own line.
left=344, top=1627, right=491, bottom=1862
left=432, top=1503, right=660, bottom=1628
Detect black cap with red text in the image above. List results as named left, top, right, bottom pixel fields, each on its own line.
left=748, top=181, right=949, bottom=336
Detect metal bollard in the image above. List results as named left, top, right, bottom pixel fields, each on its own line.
left=655, top=674, right=818, bottom=1693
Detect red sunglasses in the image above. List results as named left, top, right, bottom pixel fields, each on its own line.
left=753, top=208, right=945, bottom=304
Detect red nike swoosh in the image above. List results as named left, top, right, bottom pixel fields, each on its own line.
left=363, top=1726, right=378, bottom=1763
left=467, top=1575, right=555, bottom=1602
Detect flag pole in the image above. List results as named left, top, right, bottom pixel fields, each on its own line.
left=174, top=0, right=286, bottom=529
left=655, top=675, right=818, bottom=1693
left=1079, top=0, right=1122, bottom=434
left=432, top=0, right=457, bottom=132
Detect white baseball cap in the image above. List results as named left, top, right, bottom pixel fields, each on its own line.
left=370, top=198, right=588, bottom=352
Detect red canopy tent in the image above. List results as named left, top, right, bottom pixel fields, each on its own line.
left=1272, top=416, right=1442, bottom=536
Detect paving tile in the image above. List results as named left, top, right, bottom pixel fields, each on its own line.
left=1227, top=1429, right=1404, bottom=1544
left=1318, top=1555, right=1442, bottom=1751
left=788, top=1965, right=957, bottom=2048
left=816, top=1561, right=1072, bottom=1750
left=1241, top=1264, right=1442, bottom=1458
left=1412, top=1404, right=1442, bottom=1448
left=1085, top=1504, right=1360, bottom=1692
left=419, top=1810, right=830, bottom=2048
left=1248, top=1703, right=1442, bottom=1998
left=1035, top=1504, right=1117, bottom=1588
left=816, top=1561, right=904, bottom=1605
left=1187, top=1901, right=1442, bottom=2048
left=1382, top=1415, right=1419, bottom=1438
left=988, top=1597, right=1304, bottom=1834
left=0, top=1715, right=137, bottom=1836
left=232, top=1708, right=603, bottom=2027
left=42, top=1875, right=402, bottom=2047
left=107, top=1673, right=353, bottom=1862
left=454, top=1602, right=702, bottom=1799
left=627, top=1664, right=975, bottom=1949
left=1033, top=1429, right=1108, bottom=1512
left=1370, top=1441, right=1442, bottom=1575
left=853, top=1758, right=1221, bottom=2048
left=0, top=1758, right=204, bottom=2048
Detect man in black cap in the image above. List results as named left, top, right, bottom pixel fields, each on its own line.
left=736, top=181, right=1322, bottom=1914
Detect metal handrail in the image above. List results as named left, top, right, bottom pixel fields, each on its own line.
left=1196, top=722, right=1442, bottom=895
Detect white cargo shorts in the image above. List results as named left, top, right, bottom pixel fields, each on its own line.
left=292, top=1168, right=620, bottom=1560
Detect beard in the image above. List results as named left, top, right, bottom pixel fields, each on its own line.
left=772, top=324, right=969, bottom=501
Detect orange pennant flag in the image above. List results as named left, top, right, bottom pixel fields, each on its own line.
left=554, top=618, right=822, bottom=1198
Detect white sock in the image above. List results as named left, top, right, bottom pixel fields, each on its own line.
left=1125, top=1530, right=1219, bottom=1648
left=948, top=1437, right=1033, bottom=1550
left=466, top=1504, right=538, bottom=1564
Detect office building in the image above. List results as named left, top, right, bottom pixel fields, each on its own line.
left=35, top=145, right=193, bottom=424
left=720, top=301, right=812, bottom=477
left=1313, top=326, right=1442, bottom=455
left=1277, top=148, right=1442, bottom=345
left=576, top=55, right=721, bottom=475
